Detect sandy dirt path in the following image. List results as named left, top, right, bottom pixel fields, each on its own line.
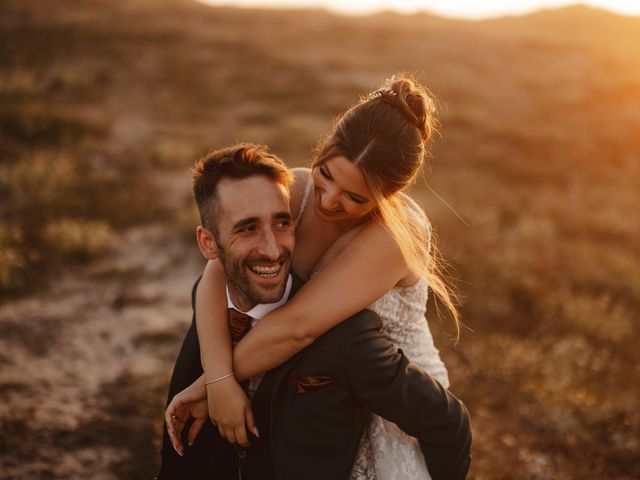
left=1, top=215, right=204, bottom=478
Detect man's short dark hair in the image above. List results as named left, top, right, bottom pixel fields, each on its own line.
left=192, top=143, right=292, bottom=233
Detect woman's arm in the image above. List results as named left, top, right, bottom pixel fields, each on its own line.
left=232, top=220, right=410, bottom=380
left=195, top=260, right=258, bottom=446
left=195, top=260, right=232, bottom=379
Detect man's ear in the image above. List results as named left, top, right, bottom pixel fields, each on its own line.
left=196, top=225, right=219, bottom=260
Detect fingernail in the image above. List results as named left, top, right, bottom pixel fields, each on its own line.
left=252, top=427, right=260, bottom=438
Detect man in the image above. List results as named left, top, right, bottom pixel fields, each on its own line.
left=158, top=144, right=471, bottom=479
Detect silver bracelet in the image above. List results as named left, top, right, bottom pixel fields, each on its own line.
left=205, top=372, right=235, bottom=386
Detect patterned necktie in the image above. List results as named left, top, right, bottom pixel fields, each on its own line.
left=228, top=308, right=253, bottom=345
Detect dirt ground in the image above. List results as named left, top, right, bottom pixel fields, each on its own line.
left=0, top=217, right=205, bottom=478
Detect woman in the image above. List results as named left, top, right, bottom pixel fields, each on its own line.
left=168, top=74, right=459, bottom=479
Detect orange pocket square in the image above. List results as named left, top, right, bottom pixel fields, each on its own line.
left=290, top=373, right=333, bottom=395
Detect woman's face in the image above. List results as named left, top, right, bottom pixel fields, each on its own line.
left=311, top=156, right=377, bottom=222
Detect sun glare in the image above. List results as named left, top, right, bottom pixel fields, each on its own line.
left=199, top=0, right=640, bottom=18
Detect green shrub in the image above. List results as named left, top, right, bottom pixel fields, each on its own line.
left=43, top=218, right=115, bottom=261
left=1, top=150, right=161, bottom=295
left=0, top=226, right=27, bottom=293
left=8, top=152, right=80, bottom=223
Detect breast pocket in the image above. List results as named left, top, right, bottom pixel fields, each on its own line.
left=289, top=372, right=334, bottom=395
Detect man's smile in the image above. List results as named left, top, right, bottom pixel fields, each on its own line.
left=248, top=261, right=284, bottom=279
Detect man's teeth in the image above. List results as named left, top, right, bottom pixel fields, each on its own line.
left=250, top=265, right=281, bottom=278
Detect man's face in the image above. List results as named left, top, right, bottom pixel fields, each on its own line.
left=212, top=175, right=294, bottom=311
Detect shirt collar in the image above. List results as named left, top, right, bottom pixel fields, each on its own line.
left=226, top=275, right=292, bottom=320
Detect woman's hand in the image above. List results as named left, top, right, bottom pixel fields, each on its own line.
left=206, top=378, right=259, bottom=447
left=165, top=382, right=209, bottom=456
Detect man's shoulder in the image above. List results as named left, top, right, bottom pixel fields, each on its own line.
left=345, top=308, right=383, bottom=331
left=281, top=308, right=385, bottom=380
left=316, top=308, right=383, bottom=344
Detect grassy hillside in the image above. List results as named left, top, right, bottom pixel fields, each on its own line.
left=1, top=0, right=638, bottom=478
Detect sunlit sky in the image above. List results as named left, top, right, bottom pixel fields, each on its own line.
left=199, top=0, right=640, bottom=18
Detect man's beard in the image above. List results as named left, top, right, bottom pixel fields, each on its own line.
left=218, top=248, right=291, bottom=310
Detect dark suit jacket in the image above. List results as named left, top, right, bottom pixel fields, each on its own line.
left=243, top=281, right=471, bottom=480
left=158, top=277, right=240, bottom=480
left=159, top=276, right=471, bottom=480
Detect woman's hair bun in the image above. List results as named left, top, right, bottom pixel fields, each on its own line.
left=369, top=74, right=438, bottom=143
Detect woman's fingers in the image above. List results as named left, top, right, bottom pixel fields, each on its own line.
left=169, top=417, right=185, bottom=455
left=167, top=418, right=184, bottom=455
left=217, top=425, right=228, bottom=443
left=165, top=401, right=176, bottom=433
left=187, top=418, right=206, bottom=447
left=207, top=381, right=255, bottom=446
left=245, top=405, right=259, bottom=439
left=234, top=421, right=249, bottom=447
left=165, top=398, right=187, bottom=455
left=218, top=423, right=239, bottom=445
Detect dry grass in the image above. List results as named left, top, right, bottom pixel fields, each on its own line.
left=1, top=0, right=639, bottom=478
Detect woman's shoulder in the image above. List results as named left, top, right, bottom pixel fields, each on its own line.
left=291, top=167, right=311, bottom=179
left=289, top=168, right=312, bottom=222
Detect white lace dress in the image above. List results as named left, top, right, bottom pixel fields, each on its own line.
left=349, top=280, right=450, bottom=480
left=295, top=177, right=449, bottom=478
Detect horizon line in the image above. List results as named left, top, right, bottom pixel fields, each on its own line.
left=196, top=1, right=640, bottom=20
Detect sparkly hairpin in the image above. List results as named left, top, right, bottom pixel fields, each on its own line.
left=368, top=88, right=397, bottom=101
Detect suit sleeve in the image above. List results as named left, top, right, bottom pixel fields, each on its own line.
left=346, top=310, right=472, bottom=480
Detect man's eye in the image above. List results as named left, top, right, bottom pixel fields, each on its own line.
left=239, top=226, right=257, bottom=233
left=276, top=221, right=292, bottom=229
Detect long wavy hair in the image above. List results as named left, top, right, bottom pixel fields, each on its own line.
left=312, top=74, right=460, bottom=338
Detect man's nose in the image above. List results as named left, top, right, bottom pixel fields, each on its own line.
left=257, top=228, right=280, bottom=260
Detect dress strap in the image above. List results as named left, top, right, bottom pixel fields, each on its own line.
left=294, top=178, right=313, bottom=228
